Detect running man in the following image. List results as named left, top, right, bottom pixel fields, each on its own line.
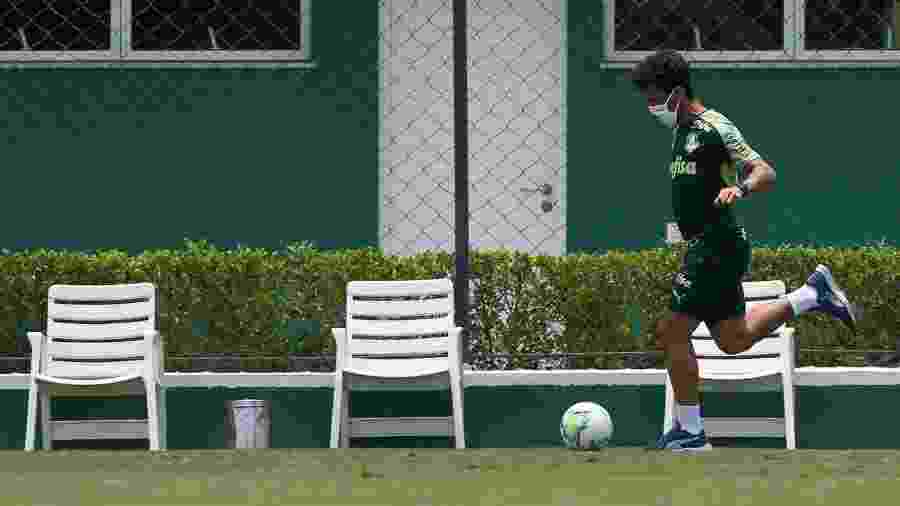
left=629, top=50, right=859, bottom=451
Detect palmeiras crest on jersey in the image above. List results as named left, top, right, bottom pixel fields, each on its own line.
left=684, top=132, right=700, bottom=155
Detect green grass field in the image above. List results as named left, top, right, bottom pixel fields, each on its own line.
left=3, top=448, right=899, bottom=505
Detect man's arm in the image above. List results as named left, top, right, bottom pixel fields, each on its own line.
left=712, top=117, right=774, bottom=206
left=738, top=158, right=776, bottom=195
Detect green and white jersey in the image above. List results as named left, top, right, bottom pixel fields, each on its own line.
left=668, top=109, right=761, bottom=239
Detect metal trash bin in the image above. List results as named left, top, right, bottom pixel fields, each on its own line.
left=225, top=399, right=271, bottom=449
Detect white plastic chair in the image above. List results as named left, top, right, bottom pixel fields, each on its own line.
left=330, top=279, right=465, bottom=448
left=25, top=283, right=165, bottom=451
left=663, top=280, right=798, bottom=449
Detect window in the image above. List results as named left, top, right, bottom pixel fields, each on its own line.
left=609, top=0, right=900, bottom=62
left=0, top=0, right=116, bottom=60
left=123, top=0, right=310, bottom=61
left=0, top=0, right=311, bottom=63
left=800, top=0, right=900, bottom=59
left=609, top=0, right=793, bottom=61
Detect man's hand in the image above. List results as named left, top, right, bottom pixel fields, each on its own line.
left=714, top=159, right=776, bottom=207
left=713, top=186, right=744, bottom=207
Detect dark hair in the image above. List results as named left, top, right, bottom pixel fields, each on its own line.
left=630, top=49, right=694, bottom=99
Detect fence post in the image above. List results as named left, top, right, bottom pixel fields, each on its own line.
left=453, top=0, right=471, bottom=363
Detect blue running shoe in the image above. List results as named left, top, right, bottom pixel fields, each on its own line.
left=806, top=264, right=859, bottom=333
left=651, top=422, right=712, bottom=452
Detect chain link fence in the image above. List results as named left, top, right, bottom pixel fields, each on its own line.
left=380, top=0, right=566, bottom=257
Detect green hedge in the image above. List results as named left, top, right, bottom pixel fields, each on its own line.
left=0, top=241, right=896, bottom=369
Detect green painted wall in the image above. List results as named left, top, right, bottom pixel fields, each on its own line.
left=567, top=2, right=900, bottom=252
left=0, top=1, right=378, bottom=253
left=1, top=1, right=894, bottom=255
left=2, top=384, right=899, bottom=450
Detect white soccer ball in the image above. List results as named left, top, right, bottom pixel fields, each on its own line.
left=560, top=401, right=614, bottom=450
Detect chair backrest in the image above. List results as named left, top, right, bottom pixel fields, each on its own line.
left=345, top=279, right=454, bottom=365
left=691, top=280, right=792, bottom=380
left=41, top=283, right=158, bottom=379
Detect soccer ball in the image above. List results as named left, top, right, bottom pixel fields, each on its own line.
left=560, top=401, right=614, bottom=450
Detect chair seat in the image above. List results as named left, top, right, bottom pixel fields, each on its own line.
left=34, top=373, right=144, bottom=387
left=345, top=356, right=452, bottom=379
left=698, top=359, right=785, bottom=381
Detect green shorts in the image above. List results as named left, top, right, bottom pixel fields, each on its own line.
left=669, top=227, right=752, bottom=325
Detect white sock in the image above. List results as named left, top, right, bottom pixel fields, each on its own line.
left=785, top=284, right=819, bottom=317
left=676, top=403, right=703, bottom=435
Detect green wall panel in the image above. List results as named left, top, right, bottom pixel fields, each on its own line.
left=2, top=384, right=899, bottom=450
left=0, top=390, right=26, bottom=449
left=567, top=2, right=900, bottom=252
left=465, top=385, right=664, bottom=448
left=0, top=1, right=378, bottom=253
left=165, top=387, right=333, bottom=450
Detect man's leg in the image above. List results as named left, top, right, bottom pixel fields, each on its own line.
left=653, top=311, right=712, bottom=450
left=651, top=235, right=716, bottom=450
left=714, top=264, right=859, bottom=355
left=712, top=300, right=793, bottom=354
left=655, top=311, right=701, bottom=405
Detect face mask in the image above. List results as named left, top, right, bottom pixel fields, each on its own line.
left=648, top=89, right=680, bottom=129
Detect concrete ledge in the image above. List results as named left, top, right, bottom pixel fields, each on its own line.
left=0, top=367, right=897, bottom=390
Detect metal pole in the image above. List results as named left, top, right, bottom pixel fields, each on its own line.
left=453, top=0, right=470, bottom=361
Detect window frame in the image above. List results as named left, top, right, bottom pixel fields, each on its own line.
left=606, top=0, right=900, bottom=63
left=0, top=0, right=312, bottom=64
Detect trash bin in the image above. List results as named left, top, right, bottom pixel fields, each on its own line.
left=225, top=399, right=271, bottom=449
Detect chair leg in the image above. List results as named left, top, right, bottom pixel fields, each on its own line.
left=146, top=381, right=161, bottom=451
left=783, top=377, right=797, bottom=450
left=663, top=374, right=676, bottom=433
left=39, top=389, right=52, bottom=451
left=340, top=390, right=351, bottom=449
left=158, top=385, right=168, bottom=450
left=25, top=383, right=38, bottom=451
left=450, top=371, right=466, bottom=449
left=330, top=375, right=344, bottom=448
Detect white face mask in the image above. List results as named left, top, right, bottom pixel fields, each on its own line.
left=648, top=89, right=680, bottom=129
